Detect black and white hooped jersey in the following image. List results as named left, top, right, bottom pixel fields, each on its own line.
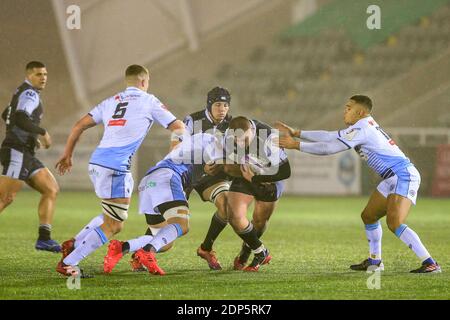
left=183, top=108, right=231, bottom=185
left=1, top=80, right=43, bottom=154
left=183, top=108, right=231, bottom=136
left=225, top=119, right=289, bottom=171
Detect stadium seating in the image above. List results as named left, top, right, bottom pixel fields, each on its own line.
left=176, top=1, right=450, bottom=130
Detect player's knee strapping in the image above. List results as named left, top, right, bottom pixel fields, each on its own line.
left=164, top=206, right=190, bottom=236
left=101, top=200, right=129, bottom=222
left=163, top=205, right=190, bottom=221
left=144, top=206, right=190, bottom=236
left=210, top=182, right=230, bottom=204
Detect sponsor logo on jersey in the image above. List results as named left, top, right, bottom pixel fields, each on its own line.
left=25, top=91, right=36, bottom=98
left=108, top=119, right=127, bottom=126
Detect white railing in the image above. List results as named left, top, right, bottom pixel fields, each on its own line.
left=386, top=127, right=450, bottom=146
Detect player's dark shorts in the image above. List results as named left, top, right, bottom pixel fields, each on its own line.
left=0, top=147, right=45, bottom=181
left=193, top=173, right=231, bottom=202
left=229, top=178, right=284, bottom=202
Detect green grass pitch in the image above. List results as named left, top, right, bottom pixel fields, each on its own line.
left=0, top=191, right=449, bottom=300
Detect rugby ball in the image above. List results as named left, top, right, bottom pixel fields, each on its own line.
left=242, top=154, right=266, bottom=175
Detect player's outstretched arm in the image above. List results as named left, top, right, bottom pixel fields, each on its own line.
left=167, top=119, right=186, bottom=150
left=55, top=115, right=97, bottom=175
left=299, top=140, right=350, bottom=155
left=277, top=134, right=350, bottom=155
left=275, top=121, right=339, bottom=142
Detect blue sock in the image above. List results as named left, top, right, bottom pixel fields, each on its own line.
left=368, top=257, right=381, bottom=265
left=422, top=257, right=436, bottom=265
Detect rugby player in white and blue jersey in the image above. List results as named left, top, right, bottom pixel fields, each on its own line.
left=54, top=65, right=185, bottom=277
left=277, top=95, right=440, bottom=273
left=102, top=133, right=223, bottom=275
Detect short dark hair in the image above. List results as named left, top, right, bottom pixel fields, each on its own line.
left=125, top=64, right=149, bottom=78
left=229, top=116, right=251, bottom=131
left=350, top=95, right=372, bottom=111
left=26, top=61, right=46, bottom=70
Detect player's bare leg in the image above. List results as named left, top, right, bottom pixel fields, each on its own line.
left=386, top=194, right=440, bottom=273
left=26, top=168, right=61, bottom=252
left=385, top=194, right=413, bottom=232
left=361, top=190, right=387, bottom=225
left=253, top=200, right=276, bottom=234
left=351, top=190, right=386, bottom=271
left=227, top=191, right=253, bottom=230
left=228, top=191, right=270, bottom=271
left=0, top=176, right=23, bottom=212
left=197, top=183, right=229, bottom=270
left=236, top=200, right=276, bottom=269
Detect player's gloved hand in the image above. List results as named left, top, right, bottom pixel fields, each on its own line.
left=204, top=163, right=222, bottom=176
left=39, top=131, right=52, bottom=149
left=274, top=121, right=300, bottom=138
left=55, top=152, right=73, bottom=175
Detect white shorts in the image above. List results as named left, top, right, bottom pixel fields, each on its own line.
left=88, top=164, right=134, bottom=199
left=138, top=168, right=187, bottom=215
left=377, top=166, right=420, bottom=205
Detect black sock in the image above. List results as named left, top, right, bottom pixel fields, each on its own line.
left=38, top=224, right=51, bottom=241
left=238, top=242, right=252, bottom=262
left=243, top=222, right=267, bottom=249
left=256, top=226, right=266, bottom=239
left=201, top=212, right=227, bottom=251
left=122, top=242, right=130, bottom=255
left=145, top=228, right=153, bottom=236
left=237, top=223, right=262, bottom=251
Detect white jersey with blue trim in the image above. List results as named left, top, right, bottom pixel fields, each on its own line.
left=146, top=133, right=222, bottom=184
left=88, top=87, right=176, bottom=172
left=337, top=116, right=411, bottom=178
